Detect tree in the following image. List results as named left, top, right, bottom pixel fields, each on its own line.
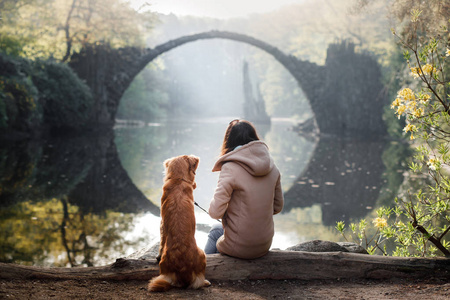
left=338, top=2, right=450, bottom=257
left=0, top=0, right=155, bottom=61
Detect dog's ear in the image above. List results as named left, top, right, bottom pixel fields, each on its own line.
left=163, top=157, right=172, bottom=170
left=188, top=155, right=200, bottom=172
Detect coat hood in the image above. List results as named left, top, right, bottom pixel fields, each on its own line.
left=212, top=141, right=274, bottom=176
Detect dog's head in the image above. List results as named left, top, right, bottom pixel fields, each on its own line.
left=163, top=155, right=199, bottom=187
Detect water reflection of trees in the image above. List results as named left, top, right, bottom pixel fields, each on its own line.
left=0, top=198, right=139, bottom=267
left=0, top=132, right=158, bottom=266
left=0, top=137, right=92, bottom=207
left=67, top=134, right=159, bottom=215
left=0, top=133, right=158, bottom=213
left=284, top=137, right=408, bottom=226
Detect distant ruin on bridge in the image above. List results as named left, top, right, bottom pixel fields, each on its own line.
left=69, top=30, right=386, bottom=137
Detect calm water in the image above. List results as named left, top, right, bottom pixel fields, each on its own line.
left=0, top=118, right=407, bottom=267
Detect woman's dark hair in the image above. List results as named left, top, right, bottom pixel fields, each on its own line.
left=220, top=119, right=260, bottom=155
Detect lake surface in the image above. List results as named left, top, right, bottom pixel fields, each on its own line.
left=0, top=118, right=407, bottom=267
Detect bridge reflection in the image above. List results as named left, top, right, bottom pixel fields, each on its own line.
left=283, top=136, right=388, bottom=226
left=0, top=132, right=159, bottom=215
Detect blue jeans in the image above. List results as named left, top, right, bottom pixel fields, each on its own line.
left=204, top=223, right=223, bottom=254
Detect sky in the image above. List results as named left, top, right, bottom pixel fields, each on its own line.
left=129, top=0, right=307, bottom=19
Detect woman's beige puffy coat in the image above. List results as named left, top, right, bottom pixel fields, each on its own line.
left=208, top=141, right=284, bottom=259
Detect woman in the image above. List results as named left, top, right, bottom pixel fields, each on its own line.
left=205, top=119, right=284, bottom=259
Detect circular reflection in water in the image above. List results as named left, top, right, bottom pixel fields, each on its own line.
left=114, top=117, right=317, bottom=251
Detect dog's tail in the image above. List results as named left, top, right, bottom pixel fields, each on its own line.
left=148, top=275, right=172, bottom=292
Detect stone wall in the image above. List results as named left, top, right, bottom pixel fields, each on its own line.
left=316, top=42, right=386, bottom=137
left=69, top=45, right=146, bottom=127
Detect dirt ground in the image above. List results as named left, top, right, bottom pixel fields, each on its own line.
left=1, top=277, right=449, bottom=299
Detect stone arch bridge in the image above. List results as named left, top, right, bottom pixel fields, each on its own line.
left=69, top=30, right=386, bottom=137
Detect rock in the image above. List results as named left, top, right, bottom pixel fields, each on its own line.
left=337, top=242, right=369, bottom=254
left=286, top=240, right=349, bottom=253
left=126, top=242, right=159, bottom=260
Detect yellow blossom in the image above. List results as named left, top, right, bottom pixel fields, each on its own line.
left=403, top=124, right=417, bottom=140
left=373, top=217, right=388, bottom=229
left=427, top=158, right=439, bottom=170
left=421, top=94, right=431, bottom=102
left=398, top=88, right=415, bottom=101
left=403, top=124, right=416, bottom=133
left=396, top=105, right=406, bottom=118
left=410, top=67, right=421, bottom=78
left=410, top=133, right=415, bottom=140
left=391, top=98, right=401, bottom=109
left=422, top=64, right=436, bottom=75
left=407, top=101, right=417, bottom=109
left=413, top=107, right=424, bottom=118
left=446, top=48, right=450, bottom=57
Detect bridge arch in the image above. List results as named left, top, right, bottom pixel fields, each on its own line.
left=69, top=30, right=386, bottom=137
left=136, top=31, right=318, bottom=99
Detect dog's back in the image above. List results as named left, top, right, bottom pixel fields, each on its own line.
left=159, top=187, right=205, bottom=287
left=148, top=155, right=210, bottom=292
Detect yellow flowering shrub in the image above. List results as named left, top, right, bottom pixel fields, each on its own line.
left=386, top=10, right=450, bottom=257
left=372, top=217, right=388, bottom=229
left=338, top=8, right=450, bottom=258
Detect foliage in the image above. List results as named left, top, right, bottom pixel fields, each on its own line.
left=380, top=45, right=408, bottom=139
left=388, top=0, right=450, bottom=43
left=335, top=216, right=388, bottom=255
left=116, top=62, right=170, bottom=121
left=338, top=4, right=450, bottom=258
left=30, top=59, right=93, bottom=129
left=0, top=0, right=155, bottom=61
left=0, top=34, right=28, bottom=57
left=0, top=53, right=41, bottom=131
left=0, top=52, right=93, bottom=132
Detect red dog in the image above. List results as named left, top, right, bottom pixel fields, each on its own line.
left=148, top=155, right=210, bottom=292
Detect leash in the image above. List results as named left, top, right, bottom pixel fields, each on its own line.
left=194, top=201, right=222, bottom=223
left=194, top=201, right=209, bottom=214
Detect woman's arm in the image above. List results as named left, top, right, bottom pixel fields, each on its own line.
left=273, top=174, right=284, bottom=215
left=209, top=163, right=234, bottom=220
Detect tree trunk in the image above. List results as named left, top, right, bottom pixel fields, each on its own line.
left=0, top=251, right=448, bottom=281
